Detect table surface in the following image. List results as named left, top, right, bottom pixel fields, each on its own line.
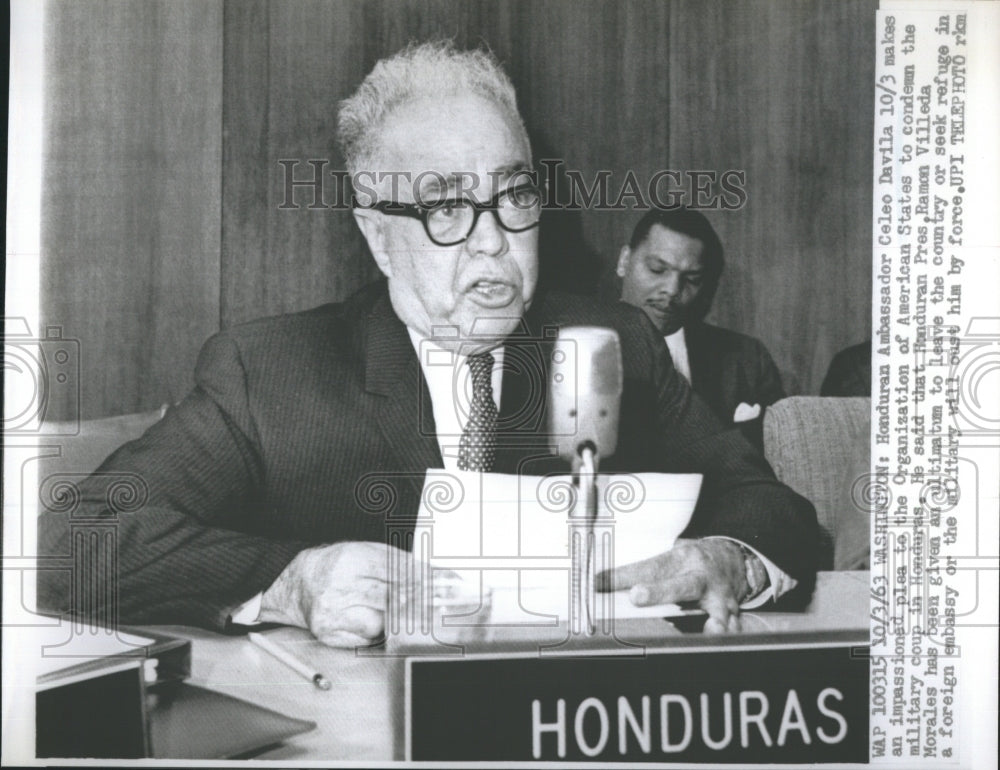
left=149, top=570, right=870, bottom=761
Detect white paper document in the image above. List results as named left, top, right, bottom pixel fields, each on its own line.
left=415, top=470, right=702, bottom=623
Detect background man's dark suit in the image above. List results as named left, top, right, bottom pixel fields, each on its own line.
left=39, top=281, right=820, bottom=629
left=684, top=321, right=786, bottom=448
left=821, top=340, right=872, bottom=397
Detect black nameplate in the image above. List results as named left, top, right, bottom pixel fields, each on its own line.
left=407, top=643, right=869, bottom=763
left=37, top=664, right=148, bottom=758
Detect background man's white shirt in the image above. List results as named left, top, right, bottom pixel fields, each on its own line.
left=664, top=328, right=692, bottom=383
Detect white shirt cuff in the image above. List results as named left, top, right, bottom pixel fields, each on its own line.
left=703, top=536, right=798, bottom=609
left=229, top=592, right=264, bottom=626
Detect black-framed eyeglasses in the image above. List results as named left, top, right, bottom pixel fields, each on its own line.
left=366, top=182, right=543, bottom=246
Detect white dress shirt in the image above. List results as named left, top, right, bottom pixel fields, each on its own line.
left=664, top=328, right=692, bottom=383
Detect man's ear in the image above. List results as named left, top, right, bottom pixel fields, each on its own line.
left=616, top=245, right=631, bottom=278
left=353, top=208, right=392, bottom=277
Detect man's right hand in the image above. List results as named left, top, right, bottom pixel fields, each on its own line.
left=258, top=541, right=411, bottom=647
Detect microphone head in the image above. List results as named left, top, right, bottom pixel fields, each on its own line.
left=549, top=326, right=623, bottom=462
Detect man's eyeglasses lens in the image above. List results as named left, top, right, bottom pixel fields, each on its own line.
left=424, top=184, right=542, bottom=245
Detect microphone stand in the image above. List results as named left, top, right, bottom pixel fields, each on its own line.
left=571, top=442, right=598, bottom=636
left=560, top=443, right=642, bottom=654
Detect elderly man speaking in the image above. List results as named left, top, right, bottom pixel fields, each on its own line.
left=39, top=42, right=819, bottom=645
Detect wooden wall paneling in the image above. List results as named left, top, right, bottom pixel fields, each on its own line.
left=614, top=0, right=674, bottom=255
left=262, top=1, right=374, bottom=321
left=668, top=0, right=875, bottom=394
left=222, top=0, right=369, bottom=327
left=358, top=0, right=511, bottom=55
left=508, top=0, right=673, bottom=293
left=42, top=0, right=223, bottom=419
left=221, top=0, right=271, bottom=327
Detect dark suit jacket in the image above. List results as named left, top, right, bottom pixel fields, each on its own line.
left=684, top=322, right=786, bottom=448
left=821, top=341, right=871, bottom=397
left=38, top=282, right=819, bottom=629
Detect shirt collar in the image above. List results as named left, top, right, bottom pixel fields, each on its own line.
left=663, top=327, right=691, bottom=383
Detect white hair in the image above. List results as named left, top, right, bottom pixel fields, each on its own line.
left=337, top=40, right=529, bottom=179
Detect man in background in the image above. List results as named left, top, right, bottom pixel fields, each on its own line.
left=821, top=340, right=871, bottom=396
left=615, top=208, right=785, bottom=448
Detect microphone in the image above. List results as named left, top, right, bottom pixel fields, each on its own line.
left=549, top=326, right=623, bottom=636
left=549, top=326, right=623, bottom=471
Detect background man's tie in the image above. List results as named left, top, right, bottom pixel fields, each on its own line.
left=457, top=352, right=498, bottom=472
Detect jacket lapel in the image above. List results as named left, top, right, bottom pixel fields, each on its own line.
left=494, top=310, right=565, bottom=475
left=685, top=322, right=728, bottom=422
left=364, top=294, right=444, bottom=479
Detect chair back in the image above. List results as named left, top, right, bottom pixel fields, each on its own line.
left=39, top=406, right=169, bottom=478
left=763, top=396, right=871, bottom=570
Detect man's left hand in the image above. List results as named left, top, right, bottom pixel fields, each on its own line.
left=594, top=538, right=750, bottom=633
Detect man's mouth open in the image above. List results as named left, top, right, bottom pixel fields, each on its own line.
left=468, top=280, right=517, bottom=308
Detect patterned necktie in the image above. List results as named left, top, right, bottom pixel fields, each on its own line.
left=457, top=352, right=498, bottom=472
